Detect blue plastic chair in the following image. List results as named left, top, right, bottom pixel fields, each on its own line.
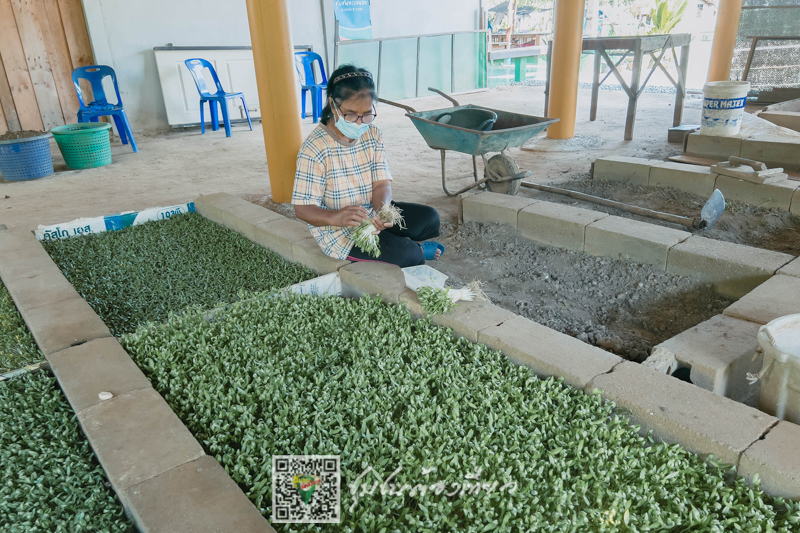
left=184, top=58, right=252, bottom=137
left=295, top=52, right=327, bottom=123
left=72, top=65, right=138, bottom=152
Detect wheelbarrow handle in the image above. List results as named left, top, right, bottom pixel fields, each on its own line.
left=378, top=98, right=417, bottom=114
left=428, top=87, right=460, bottom=107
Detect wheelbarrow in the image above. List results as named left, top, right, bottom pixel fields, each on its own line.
left=379, top=88, right=559, bottom=196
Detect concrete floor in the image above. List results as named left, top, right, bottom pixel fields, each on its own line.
left=1, top=85, right=704, bottom=231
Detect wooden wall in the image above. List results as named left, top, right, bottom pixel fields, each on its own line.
left=0, top=0, right=94, bottom=134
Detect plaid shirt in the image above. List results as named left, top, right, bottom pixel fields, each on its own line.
left=292, top=124, right=393, bottom=260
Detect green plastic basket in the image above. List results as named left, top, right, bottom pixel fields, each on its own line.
left=51, top=123, right=112, bottom=169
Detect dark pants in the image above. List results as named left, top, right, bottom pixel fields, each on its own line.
left=348, top=201, right=440, bottom=267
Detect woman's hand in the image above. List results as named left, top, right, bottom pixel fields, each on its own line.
left=331, top=205, right=370, bottom=227
left=371, top=217, right=393, bottom=232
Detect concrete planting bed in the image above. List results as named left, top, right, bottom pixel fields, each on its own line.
left=460, top=191, right=800, bottom=407
left=593, top=155, right=800, bottom=215
left=2, top=193, right=800, bottom=531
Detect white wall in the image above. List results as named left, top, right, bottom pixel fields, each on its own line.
left=82, top=0, right=479, bottom=132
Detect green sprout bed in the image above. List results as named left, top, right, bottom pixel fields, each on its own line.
left=0, top=373, right=132, bottom=532
left=122, top=294, right=800, bottom=532
left=43, top=213, right=315, bottom=336
left=1, top=283, right=42, bottom=374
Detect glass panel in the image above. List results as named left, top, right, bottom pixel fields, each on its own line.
left=336, top=42, right=380, bottom=78
left=418, top=35, right=453, bottom=97
left=378, top=38, right=418, bottom=100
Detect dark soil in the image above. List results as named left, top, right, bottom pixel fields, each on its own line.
left=0, top=130, right=47, bottom=141
left=435, top=222, right=735, bottom=361
left=528, top=173, right=800, bottom=256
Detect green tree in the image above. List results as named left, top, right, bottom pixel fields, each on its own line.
left=649, top=0, right=688, bottom=34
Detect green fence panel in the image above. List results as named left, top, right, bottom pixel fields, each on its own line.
left=454, top=32, right=483, bottom=93
left=378, top=38, right=418, bottom=101
left=418, top=35, right=453, bottom=96
left=336, top=41, right=380, bottom=77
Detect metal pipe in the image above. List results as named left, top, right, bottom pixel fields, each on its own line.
left=334, top=29, right=490, bottom=46
left=520, top=182, right=702, bottom=229
left=415, top=37, right=421, bottom=97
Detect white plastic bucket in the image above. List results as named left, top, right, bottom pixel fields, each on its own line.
left=756, top=314, right=800, bottom=424
left=700, top=81, right=750, bottom=136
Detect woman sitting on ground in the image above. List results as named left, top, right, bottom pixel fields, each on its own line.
left=292, top=64, right=444, bottom=267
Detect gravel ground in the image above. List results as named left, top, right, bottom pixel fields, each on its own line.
left=435, top=222, right=734, bottom=361
left=530, top=174, right=800, bottom=255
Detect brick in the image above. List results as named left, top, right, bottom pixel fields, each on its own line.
left=48, top=337, right=153, bottom=414
left=462, top=192, right=538, bottom=227
left=739, top=422, right=800, bottom=501
left=685, top=132, right=743, bottom=162
left=122, top=455, right=274, bottom=533
left=433, top=300, right=516, bottom=343
left=792, top=188, right=800, bottom=216
left=0, top=236, right=56, bottom=283
left=758, top=111, right=800, bottom=132
left=518, top=201, right=608, bottom=251
left=3, top=266, right=80, bottom=313
left=651, top=315, right=762, bottom=404
left=398, top=288, right=426, bottom=319
left=592, top=156, right=660, bottom=186
left=457, top=190, right=481, bottom=224
left=250, top=218, right=314, bottom=261
left=220, top=202, right=285, bottom=240
left=478, top=315, right=621, bottom=389
left=193, top=192, right=243, bottom=224
left=0, top=227, right=37, bottom=255
left=778, top=256, right=800, bottom=278
left=339, top=262, right=408, bottom=304
left=23, top=296, right=112, bottom=356
left=714, top=175, right=797, bottom=210
left=740, top=135, right=800, bottom=172
left=291, top=239, right=350, bottom=274
left=667, top=236, right=792, bottom=298
left=649, top=162, right=718, bottom=197
left=586, top=362, right=776, bottom=466
left=584, top=215, right=690, bottom=269
left=724, top=275, right=800, bottom=325
left=78, top=388, right=205, bottom=492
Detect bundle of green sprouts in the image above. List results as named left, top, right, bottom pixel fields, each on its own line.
left=350, top=204, right=405, bottom=258
left=417, top=281, right=487, bottom=315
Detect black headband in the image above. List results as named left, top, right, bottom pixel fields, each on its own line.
left=331, top=71, right=373, bottom=85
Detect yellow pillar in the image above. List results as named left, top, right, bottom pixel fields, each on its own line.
left=547, top=0, right=586, bottom=139
left=246, top=0, right=303, bottom=203
left=707, top=0, right=744, bottom=82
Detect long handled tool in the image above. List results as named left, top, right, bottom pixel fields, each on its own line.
left=517, top=182, right=726, bottom=230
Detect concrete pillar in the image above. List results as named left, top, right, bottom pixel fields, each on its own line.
left=245, top=0, right=303, bottom=203
left=707, top=0, right=744, bottom=82
left=547, top=0, right=586, bottom=139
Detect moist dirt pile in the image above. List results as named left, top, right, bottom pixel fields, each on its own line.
left=436, top=222, right=734, bottom=361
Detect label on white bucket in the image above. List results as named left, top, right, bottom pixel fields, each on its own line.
left=703, top=97, right=746, bottom=111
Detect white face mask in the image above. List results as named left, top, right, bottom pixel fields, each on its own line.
left=333, top=102, right=372, bottom=140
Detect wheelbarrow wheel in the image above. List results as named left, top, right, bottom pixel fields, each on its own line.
left=484, top=154, right=521, bottom=195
